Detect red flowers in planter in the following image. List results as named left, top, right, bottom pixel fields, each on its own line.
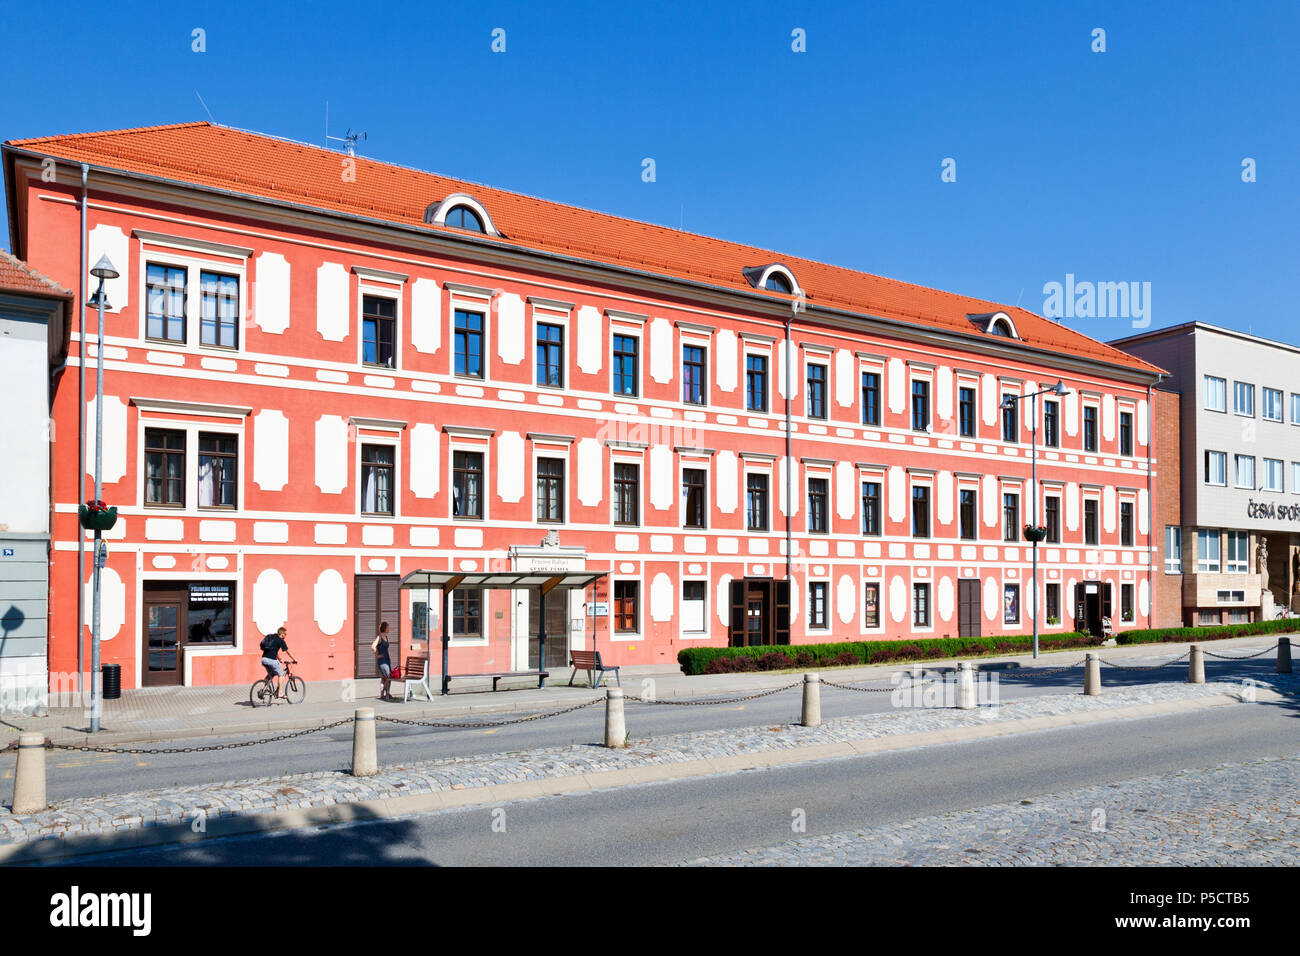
left=83, top=499, right=110, bottom=513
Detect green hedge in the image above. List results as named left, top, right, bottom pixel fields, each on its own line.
left=677, top=632, right=1096, bottom=676
left=1114, top=617, right=1298, bottom=646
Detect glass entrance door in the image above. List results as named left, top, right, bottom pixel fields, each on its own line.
left=144, top=600, right=183, bottom=686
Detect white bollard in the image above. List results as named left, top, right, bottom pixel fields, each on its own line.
left=604, top=687, right=626, bottom=748
left=1188, top=644, right=1205, bottom=684
left=12, top=733, right=47, bottom=814
left=955, top=662, right=977, bottom=709
left=801, top=673, right=821, bottom=727
left=1084, top=652, right=1101, bottom=696
left=1278, top=638, right=1293, bottom=675
left=350, top=707, right=378, bottom=777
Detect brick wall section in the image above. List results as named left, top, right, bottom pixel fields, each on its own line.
left=1152, top=387, right=1184, bottom=626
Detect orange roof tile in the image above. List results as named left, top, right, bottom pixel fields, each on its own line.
left=0, top=248, right=73, bottom=298
left=5, top=122, right=1160, bottom=376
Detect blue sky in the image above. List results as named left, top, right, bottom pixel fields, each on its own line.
left=3, top=0, right=1296, bottom=343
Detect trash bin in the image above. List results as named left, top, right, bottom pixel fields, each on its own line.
left=101, top=663, right=121, bottom=700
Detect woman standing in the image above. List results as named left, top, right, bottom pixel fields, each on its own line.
left=372, top=621, right=394, bottom=701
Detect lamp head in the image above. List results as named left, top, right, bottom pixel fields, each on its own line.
left=1000, top=395, right=1016, bottom=409
left=1052, top=380, right=1072, bottom=396
left=89, top=255, right=119, bottom=280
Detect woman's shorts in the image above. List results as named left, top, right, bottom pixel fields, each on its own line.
left=379, top=662, right=392, bottom=679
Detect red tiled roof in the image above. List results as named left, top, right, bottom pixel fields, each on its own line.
left=5, top=122, right=1160, bottom=375
left=0, top=248, right=73, bottom=298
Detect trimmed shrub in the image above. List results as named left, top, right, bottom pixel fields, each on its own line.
left=1115, top=617, right=1298, bottom=646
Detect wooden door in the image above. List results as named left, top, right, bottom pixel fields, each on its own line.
left=958, top=579, right=981, bottom=638
left=355, top=575, right=401, bottom=678
left=142, top=588, right=187, bottom=687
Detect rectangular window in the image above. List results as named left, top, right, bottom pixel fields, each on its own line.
left=1002, top=396, right=1018, bottom=443
left=1292, top=393, right=1300, bottom=424
left=959, top=488, right=978, bottom=540
left=682, top=581, right=707, bottom=633
left=1043, top=400, right=1059, bottom=447
left=862, top=372, right=881, bottom=426
left=1003, top=492, right=1020, bottom=543
left=614, top=581, right=638, bottom=633
left=1226, top=531, right=1249, bottom=573
left=362, top=295, right=396, bottom=368
left=1120, top=501, right=1134, bottom=547
left=1121, top=583, right=1134, bottom=622
left=682, top=344, right=706, bottom=404
left=185, top=581, right=236, bottom=645
left=1165, top=526, right=1182, bottom=573
left=1263, top=387, right=1283, bottom=422
left=198, top=433, right=237, bottom=509
left=1197, top=529, right=1221, bottom=573
left=746, top=355, right=768, bottom=413
left=1204, top=375, right=1227, bottom=412
left=1003, top=584, right=1020, bottom=625
left=452, top=450, right=484, bottom=518
left=1118, top=411, right=1133, bottom=456
left=911, top=380, right=930, bottom=431
left=144, top=428, right=186, bottom=507
left=1216, top=589, right=1246, bottom=603
left=145, top=263, right=186, bottom=343
left=1234, top=455, right=1255, bottom=489
left=614, top=463, right=640, bottom=526
left=1292, top=462, right=1300, bottom=494
left=1045, top=583, right=1060, bottom=622
left=862, top=480, right=881, bottom=536
left=807, top=477, right=829, bottom=533
left=454, top=309, right=484, bottom=378
left=958, top=386, right=976, bottom=437
left=1263, top=458, right=1283, bottom=492
left=536, top=457, right=565, bottom=523
left=747, top=473, right=769, bottom=532
left=1234, top=381, right=1254, bottom=416
left=911, top=485, right=930, bottom=538
left=199, top=271, right=239, bottom=349
left=1084, top=499, right=1099, bottom=545
left=613, top=334, right=639, bottom=397
left=809, top=582, right=828, bottom=629
left=360, top=444, right=394, bottom=515
left=807, top=364, right=827, bottom=419
left=1205, top=450, right=1227, bottom=486
left=536, top=322, right=564, bottom=387
left=1083, top=406, right=1098, bottom=452
left=1045, top=495, right=1060, bottom=543
left=912, top=583, right=931, bottom=627
left=682, top=468, right=707, bottom=529
left=863, top=582, right=880, bottom=628
left=452, top=590, right=482, bottom=640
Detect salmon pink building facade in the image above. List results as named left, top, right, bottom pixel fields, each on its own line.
left=3, top=123, right=1164, bottom=692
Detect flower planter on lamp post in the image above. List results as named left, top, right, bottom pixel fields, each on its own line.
left=78, top=500, right=118, bottom=532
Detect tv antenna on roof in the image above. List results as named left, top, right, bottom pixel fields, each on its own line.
left=324, top=101, right=366, bottom=155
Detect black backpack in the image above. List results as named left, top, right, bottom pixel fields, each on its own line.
left=260, top=633, right=278, bottom=655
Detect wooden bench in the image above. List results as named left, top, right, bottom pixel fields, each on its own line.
left=568, top=650, right=620, bottom=688
left=444, top=670, right=549, bottom=692
left=401, top=656, right=433, bottom=702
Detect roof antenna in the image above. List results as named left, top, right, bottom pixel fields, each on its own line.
left=195, top=91, right=216, bottom=123
left=327, top=126, right=367, bottom=156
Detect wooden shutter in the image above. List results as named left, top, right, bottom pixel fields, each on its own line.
left=355, top=576, right=378, bottom=679
left=729, top=580, right=745, bottom=647
left=775, top=580, right=791, bottom=645
left=1102, top=583, right=1113, bottom=619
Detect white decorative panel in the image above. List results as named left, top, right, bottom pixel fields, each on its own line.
left=839, top=574, right=858, bottom=624
left=577, top=438, right=602, bottom=506
left=87, top=224, right=128, bottom=313
left=982, top=473, right=999, bottom=527
left=984, top=577, right=999, bottom=621
left=410, top=423, right=440, bottom=499
left=716, top=574, right=732, bottom=625
left=253, top=521, right=289, bottom=543
left=716, top=450, right=738, bottom=514
left=411, top=277, right=441, bottom=354
left=1102, top=394, right=1116, bottom=442
left=576, top=305, right=602, bottom=373
left=889, top=575, right=906, bottom=624
left=253, top=569, right=288, bottom=635
left=496, top=293, right=525, bottom=364
left=1064, top=390, right=1079, bottom=437
left=888, top=358, right=906, bottom=413
left=253, top=409, right=289, bottom=491
left=314, top=569, right=347, bottom=636
left=936, top=470, right=954, bottom=524
left=779, top=457, right=798, bottom=517
left=834, top=349, right=853, bottom=406
left=835, top=461, right=854, bottom=519
left=410, top=526, right=439, bottom=547
left=651, top=572, right=673, bottom=622
left=315, top=524, right=347, bottom=544
left=888, top=466, right=905, bottom=523
left=1137, top=488, right=1150, bottom=535
left=1103, top=485, right=1117, bottom=533
left=315, top=262, right=349, bottom=341
left=937, top=575, right=955, bottom=622
left=454, top=528, right=482, bottom=548
left=85, top=395, right=127, bottom=483
left=649, top=317, right=673, bottom=384
left=1066, top=482, right=1080, bottom=531
left=789, top=577, right=799, bottom=624
left=1138, top=579, right=1150, bottom=617
left=314, top=415, right=349, bottom=493
left=981, top=373, right=998, bottom=425
left=1066, top=578, right=1078, bottom=620
left=936, top=366, right=953, bottom=420
left=650, top=444, right=672, bottom=510
left=1137, top=399, right=1149, bottom=446
left=199, top=520, right=236, bottom=542
left=254, top=252, right=290, bottom=334
left=496, top=431, right=524, bottom=502
left=716, top=329, right=738, bottom=392
left=83, top=566, right=124, bottom=640
left=144, top=518, right=184, bottom=541
left=151, top=555, right=176, bottom=569
left=777, top=341, right=797, bottom=399
left=362, top=525, right=394, bottom=547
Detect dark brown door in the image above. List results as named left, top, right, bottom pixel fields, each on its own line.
left=958, top=579, right=981, bottom=638
left=529, top=588, right=570, bottom=669
left=730, top=578, right=783, bottom=646
left=355, top=575, right=401, bottom=679
left=142, top=588, right=187, bottom=687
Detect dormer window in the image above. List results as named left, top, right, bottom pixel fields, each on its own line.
left=968, top=311, right=1019, bottom=340
left=743, top=263, right=801, bottom=297
left=423, top=193, right=500, bottom=237
left=445, top=206, right=484, bottom=232
left=765, top=273, right=792, bottom=293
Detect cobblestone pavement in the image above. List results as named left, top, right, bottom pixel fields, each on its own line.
left=2, top=675, right=1293, bottom=850
left=678, top=753, right=1300, bottom=866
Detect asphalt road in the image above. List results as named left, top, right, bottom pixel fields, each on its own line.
left=51, top=690, right=1299, bottom=866
left=4, top=655, right=1280, bottom=803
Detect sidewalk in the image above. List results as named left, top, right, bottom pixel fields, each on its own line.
left=2, top=634, right=1292, bottom=748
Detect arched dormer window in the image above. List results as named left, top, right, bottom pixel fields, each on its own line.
left=968, top=311, right=1020, bottom=340
left=765, top=273, right=792, bottom=293
left=742, top=263, right=802, bottom=297
left=423, top=193, right=500, bottom=237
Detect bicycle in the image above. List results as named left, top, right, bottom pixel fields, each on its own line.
left=250, top=659, right=306, bottom=706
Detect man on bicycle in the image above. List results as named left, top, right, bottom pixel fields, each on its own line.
left=260, top=626, right=297, bottom=699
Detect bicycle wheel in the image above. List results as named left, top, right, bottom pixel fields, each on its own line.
left=250, top=679, right=272, bottom=707
left=285, top=675, right=306, bottom=704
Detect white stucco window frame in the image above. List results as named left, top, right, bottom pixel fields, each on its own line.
left=135, top=232, right=251, bottom=356
left=608, top=444, right=646, bottom=529
left=353, top=419, right=405, bottom=520
left=529, top=298, right=571, bottom=390
left=676, top=449, right=713, bottom=531
left=133, top=399, right=251, bottom=516
left=355, top=269, right=406, bottom=373
left=446, top=428, right=493, bottom=522
left=607, top=312, right=645, bottom=400
left=609, top=574, right=643, bottom=643
left=446, top=283, right=494, bottom=382
left=679, top=577, right=710, bottom=639
left=529, top=434, right=574, bottom=526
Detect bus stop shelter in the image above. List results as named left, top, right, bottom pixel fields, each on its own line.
left=399, top=569, right=607, bottom=695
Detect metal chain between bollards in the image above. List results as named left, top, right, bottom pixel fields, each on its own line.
left=996, top=660, right=1088, bottom=679
left=42, top=717, right=356, bottom=755
left=622, top=681, right=802, bottom=705
left=1201, top=643, right=1281, bottom=660
left=375, top=697, right=603, bottom=728
left=1097, top=652, right=1191, bottom=671
left=819, top=677, right=936, bottom=693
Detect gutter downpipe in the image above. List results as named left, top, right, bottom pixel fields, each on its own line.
left=784, top=304, right=795, bottom=582
left=76, top=163, right=88, bottom=696
left=1147, top=378, right=1158, bottom=626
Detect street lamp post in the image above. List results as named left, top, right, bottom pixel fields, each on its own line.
left=88, top=254, right=119, bottom=733
left=1002, top=380, right=1072, bottom=659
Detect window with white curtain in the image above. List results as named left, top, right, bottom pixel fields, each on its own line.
left=197, top=433, right=237, bottom=508
left=361, top=444, right=395, bottom=515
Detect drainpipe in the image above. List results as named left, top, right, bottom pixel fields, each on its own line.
left=784, top=306, right=794, bottom=581
left=1146, top=379, right=1157, bottom=626
left=76, top=163, right=88, bottom=696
